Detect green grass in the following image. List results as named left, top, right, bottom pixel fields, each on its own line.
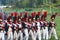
left=3, top=6, right=60, bottom=14
left=55, top=16, right=60, bottom=40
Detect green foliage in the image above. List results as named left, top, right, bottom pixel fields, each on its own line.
left=0, top=0, right=60, bottom=8
left=57, top=0, right=60, bottom=4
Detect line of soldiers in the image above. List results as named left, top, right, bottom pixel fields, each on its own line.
left=0, top=10, right=58, bottom=40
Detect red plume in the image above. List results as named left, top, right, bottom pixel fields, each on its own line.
left=24, top=12, right=28, bottom=19
left=25, top=12, right=28, bottom=16
left=11, top=12, right=18, bottom=17
left=10, top=13, right=13, bottom=17
left=34, top=12, right=36, bottom=16
left=31, top=12, right=36, bottom=18
left=20, top=12, right=22, bottom=17
left=38, top=12, right=41, bottom=16
left=43, top=11, right=47, bottom=18
left=14, top=12, right=18, bottom=17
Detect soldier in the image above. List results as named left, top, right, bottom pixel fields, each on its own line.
left=42, top=10, right=48, bottom=40
left=31, top=12, right=38, bottom=40
left=44, top=19, right=49, bottom=40
left=4, top=18, right=8, bottom=40
left=32, top=18, right=36, bottom=40
left=17, top=17, right=23, bottom=40
left=28, top=16, right=35, bottom=40
left=22, top=12, right=29, bottom=40
left=13, top=17, right=18, bottom=40
left=48, top=17, right=58, bottom=40
left=40, top=16, right=45, bottom=40
left=34, top=11, right=41, bottom=40
left=7, top=16, right=13, bottom=40
left=36, top=17, right=41, bottom=40
left=0, top=18, right=5, bottom=40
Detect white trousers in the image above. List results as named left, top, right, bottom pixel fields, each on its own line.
left=42, top=27, right=48, bottom=40
left=18, top=30, right=23, bottom=40
left=0, top=31, right=5, bottom=40
left=49, top=27, right=58, bottom=40
left=29, top=30, right=36, bottom=40
left=14, top=31, right=18, bottom=40
left=36, top=29, right=41, bottom=40
left=8, top=31, right=13, bottom=40
left=23, top=28, right=29, bottom=40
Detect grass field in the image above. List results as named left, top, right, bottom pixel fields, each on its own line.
left=56, top=16, right=60, bottom=40
left=2, top=6, right=60, bottom=40
left=3, top=6, right=60, bottom=14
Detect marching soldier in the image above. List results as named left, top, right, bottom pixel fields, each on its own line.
left=28, top=16, right=35, bottom=40
left=0, top=18, right=5, bottom=40
left=36, top=17, right=41, bottom=40
left=17, top=17, right=23, bottom=40
left=7, top=16, right=13, bottom=40
left=40, top=15, right=45, bottom=40
left=41, top=10, right=48, bottom=40
left=44, top=19, right=49, bottom=40
left=32, top=18, right=37, bottom=40
left=49, top=17, right=58, bottom=40
left=35, top=11, right=41, bottom=40
left=22, top=12, right=29, bottom=40
left=13, top=17, right=18, bottom=40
